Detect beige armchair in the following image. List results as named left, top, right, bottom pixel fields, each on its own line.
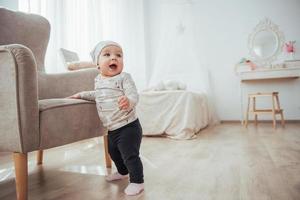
left=0, top=8, right=111, bottom=200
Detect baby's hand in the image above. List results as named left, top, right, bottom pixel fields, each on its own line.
left=67, top=93, right=81, bottom=99
left=118, top=96, right=130, bottom=110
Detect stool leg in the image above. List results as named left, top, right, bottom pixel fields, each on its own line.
left=275, top=94, right=285, bottom=127
left=271, top=94, right=276, bottom=129
left=253, top=97, right=258, bottom=126
left=280, top=112, right=285, bottom=127
left=245, top=96, right=250, bottom=127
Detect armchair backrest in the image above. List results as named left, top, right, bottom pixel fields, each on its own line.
left=0, top=7, right=50, bottom=72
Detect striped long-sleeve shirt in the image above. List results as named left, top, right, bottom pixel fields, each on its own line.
left=79, top=72, right=139, bottom=131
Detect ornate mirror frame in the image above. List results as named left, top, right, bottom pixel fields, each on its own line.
left=248, top=18, right=285, bottom=66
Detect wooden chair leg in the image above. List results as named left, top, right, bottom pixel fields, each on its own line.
left=253, top=97, right=258, bottom=126
left=280, top=111, right=285, bottom=127
left=37, top=150, right=43, bottom=165
left=275, top=94, right=285, bottom=128
left=254, top=114, right=258, bottom=126
left=13, top=152, right=28, bottom=200
left=271, top=94, right=277, bottom=129
left=245, top=96, right=250, bottom=127
left=103, top=135, right=112, bottom=168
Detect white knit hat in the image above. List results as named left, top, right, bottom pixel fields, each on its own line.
left=90, top=40, right=122, bottom=65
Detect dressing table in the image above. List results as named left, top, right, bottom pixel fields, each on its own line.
left=239, top=65, right=300, bottom=82
left=237, top=18, right=299, bottom=124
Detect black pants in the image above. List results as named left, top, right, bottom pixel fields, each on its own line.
left=108, top=119, right=144, bottom=183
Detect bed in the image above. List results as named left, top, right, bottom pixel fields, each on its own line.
left=136, top=90, right=210, bottom=139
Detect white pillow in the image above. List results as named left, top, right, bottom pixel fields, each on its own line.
left=153, top=80, right=186, bottom=91
left=153, top=81, right=165, bottom=91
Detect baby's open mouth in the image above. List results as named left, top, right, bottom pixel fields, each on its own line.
left=109, top=64, right=117, bottom=70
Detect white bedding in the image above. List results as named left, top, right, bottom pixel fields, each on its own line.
left=136, top=90, right=209, bottom=139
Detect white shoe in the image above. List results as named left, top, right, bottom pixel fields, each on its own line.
left=124, top=183, right=144, bottom=196
left=105, top=172, right=128, bottom=181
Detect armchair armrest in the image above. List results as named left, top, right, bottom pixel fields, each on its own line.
left=38, top=68, right=99, bottom=99
left=0, top=44, right=39, bottom=153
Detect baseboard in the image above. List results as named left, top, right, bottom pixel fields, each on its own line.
left=220, top=120, right=300, bottom=123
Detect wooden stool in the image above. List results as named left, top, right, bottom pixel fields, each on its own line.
left=245, top=92, right=285, bottom=128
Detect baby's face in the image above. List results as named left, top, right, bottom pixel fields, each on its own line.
left=98, top=45, right=123, bottom=77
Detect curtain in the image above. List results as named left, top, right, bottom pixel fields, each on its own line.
left=148, top=0, right=219, bottom=124
left=18, top=0, right=146, bottom=90
left=148, top=1, right=209, bottom=92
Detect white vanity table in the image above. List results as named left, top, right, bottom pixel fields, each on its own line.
left=237, top=18, right=300, bottom=123
left=238, top=65, right=300, bottom=82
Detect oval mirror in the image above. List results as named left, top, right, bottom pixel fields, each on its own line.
left=248, top=18, right=284, bottom=66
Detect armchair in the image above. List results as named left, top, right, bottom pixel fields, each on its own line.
left=0, top=8, right=111, bottom=200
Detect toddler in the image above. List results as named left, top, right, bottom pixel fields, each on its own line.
left=70, top=41, right=144, bottom=196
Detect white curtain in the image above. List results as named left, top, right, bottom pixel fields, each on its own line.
left=18, top=0, right=146, bottom=90
left=149, top=1, right=209, bottom=92
left=148, top=0, right=219, bottom=124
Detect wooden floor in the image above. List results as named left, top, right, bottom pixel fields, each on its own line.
left=0, top=122, right=300, bottom=200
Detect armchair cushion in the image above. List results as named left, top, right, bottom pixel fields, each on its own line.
left=38, top=68, right=99, bottom=99
left=39, top=98, right=104, bottom=149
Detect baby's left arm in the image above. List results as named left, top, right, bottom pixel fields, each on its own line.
left=119, top=74, right=139, bottom=110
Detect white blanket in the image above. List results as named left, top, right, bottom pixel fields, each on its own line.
left=136, top=90, right=209, bottom=139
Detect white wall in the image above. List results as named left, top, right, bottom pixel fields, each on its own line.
left=144, top=0, right=300, bottom=120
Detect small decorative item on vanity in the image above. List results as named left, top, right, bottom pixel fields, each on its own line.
left=235, top=58, right=257, bottom=72
left=284, top=40, right=296, bottom=61
left=245, top=59, right=256, bottom=70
